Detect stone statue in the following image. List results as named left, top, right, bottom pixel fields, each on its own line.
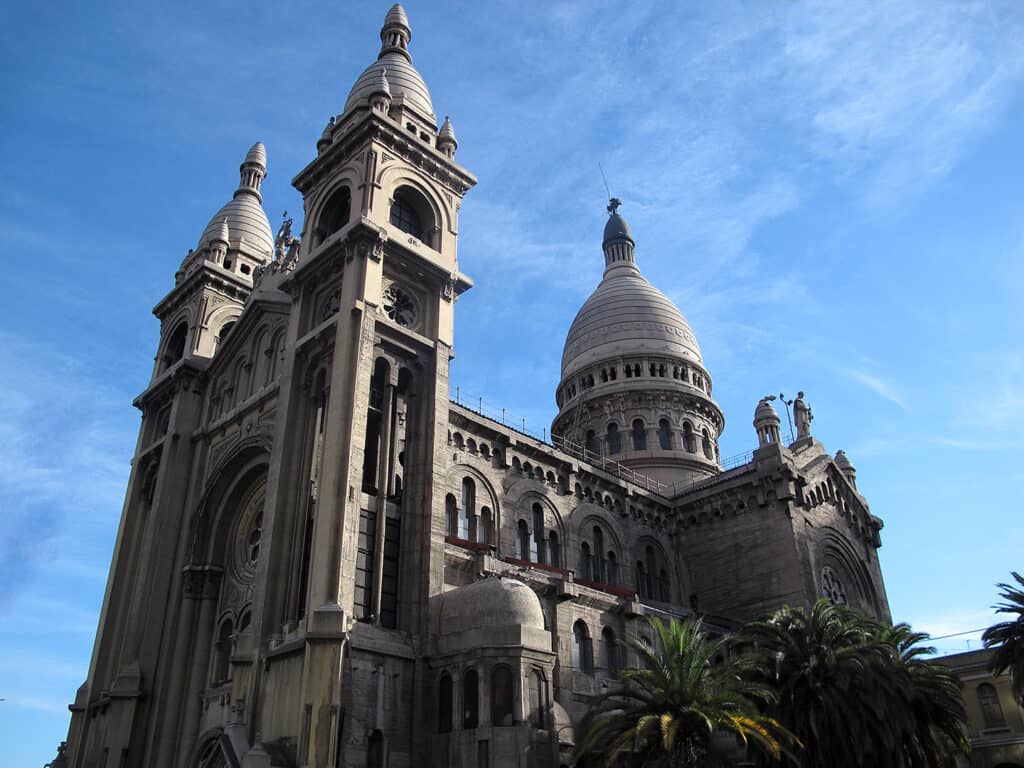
left=793, top=390, right=813, bottom=438
left=274, top=211, right=293, bottom=261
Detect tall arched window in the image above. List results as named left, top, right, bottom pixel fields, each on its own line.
left=600, top=627, right=619, bottom=676
left=491, top=665, right=514, bottom=726
left=593, top=527, right=605, bottom=583
left=438, top=673, right=453, bottom=733
left=683, top=422, right=696, bottom=453
left=315, top=185, right=351, bottom=245
left=632, top=419, right=646, bottom=450
left=702, top=428, right=714, bottom=459
left=460, top=478, right=476, bottom=540
left=572, top=620, right=593, bottom=673
left=463, top=669, right=479, bottom=729
left=529, top=670, right=547, bottom=728
left=607, top=550, right=618, bottom=585
left=531, top=503, right=545, bottom=564
left=479, top=506, right=493, bottom=545
left=658, top=419, right=673, bottom=450
left=607, top=423, right=621, bottom=455
left=390, top=191, right=424, bottom=240
left=445, top=494, right=458, bottom=537
left=977, top=683, right=1005, bottom=728
left=517, top=520, right=531, bottom=561
left=212, top=618, right=233, bottom=684
left=163, top=322, right=188, bottom=371
left=547, top=530, right=560, bottom=567
left=580, top=542, right=592, bottom=580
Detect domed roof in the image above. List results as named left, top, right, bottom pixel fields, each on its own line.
left=439, top=577, right=545, bottom=635
left=561, top=271, right=702, bottom=379
left=343, top=6, right=435, bottom=119
left=603, top=212, right=634, bottom=245
left=199, top=193, right=274, bottom=258
left=345, top=56, right=434, bottom=118
left=754, top=397, right=780, bottom=426
left=834, top=449, right=855, bottom=471
left=197, top=144, right=274, bottom=259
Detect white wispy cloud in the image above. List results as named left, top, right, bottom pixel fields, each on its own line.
left=841, top=368, right=907, bottom=409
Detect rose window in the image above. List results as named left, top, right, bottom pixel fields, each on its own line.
left=821, top=566, right=848, bottom=605
left=382, top=283, right=418, bottom=328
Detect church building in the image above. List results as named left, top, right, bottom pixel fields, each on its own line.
left=55, top=6, right=889, bottom=767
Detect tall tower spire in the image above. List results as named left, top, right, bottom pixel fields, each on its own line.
left=237, top=142, right=266, bottom=200
left=379, top=4, right=412, bottom=60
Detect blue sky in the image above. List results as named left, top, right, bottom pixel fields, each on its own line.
left=2, top=1, right=1022, bottom=763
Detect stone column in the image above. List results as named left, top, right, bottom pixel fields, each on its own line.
left=176, top=567, right=222, bottom=768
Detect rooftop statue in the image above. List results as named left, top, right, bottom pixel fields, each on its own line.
left=794, top=390, right=813, bottom=438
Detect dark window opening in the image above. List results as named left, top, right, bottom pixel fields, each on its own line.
left=632, top=419, right=646, bottom=450
left=438, top=674, right=453, bottom=733
left=463, top=669, right=479, bottom=729
left=316, top=186, right=352, bottom=245
left=390, top=192, right=423, bottom=240
left=491, top=666, right=514, bottom=726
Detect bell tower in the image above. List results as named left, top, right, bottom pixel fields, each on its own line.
left=266, top=5, right=476, bottom=764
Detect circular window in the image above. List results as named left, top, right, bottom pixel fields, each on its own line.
left=382, top=282, right=418, bottom=329
left=821, top=566, right=848, bottom=605
left=228, top=478, right=267, bottom=585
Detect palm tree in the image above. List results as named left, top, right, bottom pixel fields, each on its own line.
left=982, top=571, right=1024, bottom=707
left=872, top=622, right=968, bottom=767
left=742, top=599, right=967, bottom=768
left=574, top=615, right=796, bottom=767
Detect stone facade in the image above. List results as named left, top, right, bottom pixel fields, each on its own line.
left=939, top=649, right=1024, bottom=768
left=56, top=5, right=889, bottom=768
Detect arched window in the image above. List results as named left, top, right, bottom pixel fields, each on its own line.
left=632, top=419, right=646, bottom=450
left=445, top=494, right=458, bottom=537
left=658, top=567, right=670, bottom=602
left=593, top=527, right=605, bottom=583
left=212, top=618, right=233, bottom=684
left=463, top=669, right=479, bottom=729
left=977, top=683, right=1005, bottom=728
left=163, top=322, right=188, bottom=370
left=460, top=478, right=475, bottom=540
left=366, top=730, right=384, bottom=768
left=658, top=419, right=672, bottom=450
left=532, top=503, right=545, bottom=564
left=683, top=422, right=696, bottom=453
left=491, top=665, right=514, bottom=726
left=600, top=627, right=619, bottom=676
left=390, top=188, right=429, bottom=243
left=479, top=506, right=493, bottom=545
left=702, top=428, right=713, bottom=459
left=585, top=429, right=599, bottom=456
left=529, top=670, right=547, bottom=728
left=636, top=560, right=647, bottom=598
left=438, top=673, right=453, bottom=733
left=217, top=321, right=235, bottom=350
left=517, top=520, right=531, bottom=561
left=547, top=530, right=560, bottom=567
left=315, top=185, right=351, bottom=245
left=607, top=423, right=621, bottom=455
left=580, top=542, right=592, bottom=580
left=572, top=620, right=594, bottom=673
left=607, top=550, right=618, bottom=586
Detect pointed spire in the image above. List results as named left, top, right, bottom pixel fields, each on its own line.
left=237, top=142, right=267, bottom=201
left=437, top=115, right=457, bottom=158
left=379, top=4, right=412, bottom=62
left=602, top=198, right=637, bottom=273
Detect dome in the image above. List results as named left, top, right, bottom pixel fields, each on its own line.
left=199, top=194, right=274, bottom=258
left=603, top=212, right=634, bottom=245
left=197, top=144, right=274, bottom=260
left=834, top=450, right=855, bottom=472
left=343, top=6, right=435, bottom=119
left=439, top=577, right=545, bottom=635
left=345, top=56, right=434, bottom=118
left=754, top=397, right=780, bottom=427
left=561, top=271, right=702, bottom=380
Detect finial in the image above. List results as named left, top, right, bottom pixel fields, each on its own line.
left=607, top=197, right=622, bottom=215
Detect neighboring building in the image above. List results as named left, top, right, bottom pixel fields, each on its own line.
left=940, top=649, right=1024, bottom=768
left=54, top=6, right=889, bottom=768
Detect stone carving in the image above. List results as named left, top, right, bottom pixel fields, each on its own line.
left=794, top=391, right=813, bottom=438
left=274, top=211, right=293, bottom=261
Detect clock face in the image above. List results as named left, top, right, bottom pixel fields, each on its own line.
left=382, top=283, right=418, bottom=328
